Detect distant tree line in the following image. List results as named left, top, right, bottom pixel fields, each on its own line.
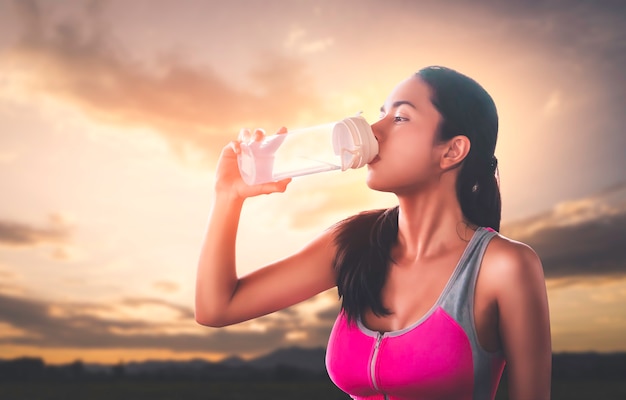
left=0, top=357, right=328, bottom=382
left=1, top=352, right=624, bottom=382
left=550, top=353, right=626, bottom=380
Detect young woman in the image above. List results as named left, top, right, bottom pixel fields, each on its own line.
left=195, top=66, right=552, bottom=400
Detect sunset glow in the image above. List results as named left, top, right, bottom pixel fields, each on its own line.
left=1, top=0, right=625, bottom=365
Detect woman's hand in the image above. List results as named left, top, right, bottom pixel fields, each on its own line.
left=215, top=127, right=291, bottom=200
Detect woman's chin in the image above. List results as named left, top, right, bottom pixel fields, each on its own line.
left=366, top=174, right=393, bottom=193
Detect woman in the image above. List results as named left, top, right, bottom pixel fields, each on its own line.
left=195, top=66, right=552, bottom=400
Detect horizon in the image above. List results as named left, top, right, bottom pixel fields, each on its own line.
left=4, top=346, right=626, bottom=368
left=1, top=0, right=626, bottom=365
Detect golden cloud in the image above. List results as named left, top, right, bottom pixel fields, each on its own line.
left=502, top=183, right=626, bottom=283
left=3, top=0, right=327, bottom=165
left=0, top=215, right=71, bottom=248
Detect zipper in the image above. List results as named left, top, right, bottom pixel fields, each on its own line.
left=370, top=333, right=388, bottom=399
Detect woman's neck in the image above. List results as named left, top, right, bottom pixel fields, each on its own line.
left=395, top=186, right=470, bottom=263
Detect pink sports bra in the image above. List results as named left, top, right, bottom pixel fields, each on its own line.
left=326, top=227, right=505, bottom=400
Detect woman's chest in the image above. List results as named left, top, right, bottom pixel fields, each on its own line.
left=327, top=308, right=475, bottom=400
left=363, top=253, right=500, bottom=352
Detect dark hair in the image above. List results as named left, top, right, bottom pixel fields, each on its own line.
left=417, top=66, right=501, bottom=231
left=333, top=66, right=501, bottom=323
left=332, top=207, right=398, bottom=322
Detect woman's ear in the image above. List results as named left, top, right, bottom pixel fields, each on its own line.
left=440, top=135, right=471, bottom=170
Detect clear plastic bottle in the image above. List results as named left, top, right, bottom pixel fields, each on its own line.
left=237, top=115, right=378, bottom=185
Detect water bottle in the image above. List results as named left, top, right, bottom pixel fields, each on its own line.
left=237, top=115, right=378, bottom=185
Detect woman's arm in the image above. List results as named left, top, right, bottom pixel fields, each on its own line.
left=195, top=136, right=337, bottom=327
left=490, top=237, right=552, bottom=400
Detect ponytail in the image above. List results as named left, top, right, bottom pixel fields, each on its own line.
left=457, top=154, right=501, bottom=231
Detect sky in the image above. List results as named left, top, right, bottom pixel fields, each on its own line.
left=0, top=0, right=625, bottom=365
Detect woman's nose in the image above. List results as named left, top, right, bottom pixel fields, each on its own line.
left=371, top=119, right=384, bottom=142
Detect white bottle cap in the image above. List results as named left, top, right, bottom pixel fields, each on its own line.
left=332, top=116, right=379, bottom=170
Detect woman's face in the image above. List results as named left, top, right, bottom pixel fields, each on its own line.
left=366, top=76, right=447, bottom=194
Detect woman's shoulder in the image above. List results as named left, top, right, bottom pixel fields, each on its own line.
left=481, top=230, right=545, bottom=294
left=484, top=230, right=540, bottom=263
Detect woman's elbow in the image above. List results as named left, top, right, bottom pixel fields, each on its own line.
left=194, top=305, right=230, bottom=327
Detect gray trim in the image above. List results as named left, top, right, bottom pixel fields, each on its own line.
left=438, top=228, right=502, bottom=400
left=356, top=228, right=485, bottom=338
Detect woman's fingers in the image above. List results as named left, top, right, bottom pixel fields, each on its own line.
left=228, top=140, right=241, bottom=155
left=240, top=127, right=285, bottom=143
left=254, top=128, right=265, bottom=142
left=256, top=178, right=292, bottom=195
left=226, top=127, right=292, bottom=196
left=238, top=128, right=252, bottom=143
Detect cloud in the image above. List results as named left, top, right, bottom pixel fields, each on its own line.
left=117, top=297, right=194, bottom=321
left=284, top=27, right=333, bottom=54
left=485, top=0, right=626, bottom=100
left=284, top=27, right=306, bottom=48
left=502, top=183, right=626, bottom=283
left=0, top=288, right=338, bottom=354
left=0, top=270, right=16, bottom=280
left=250, top=173, right=394, bottom=231
left=300, top=38, right=334, bottom=54
left=0, top=214, right=71, bottom=248
left=316, top=303, right=342, bottom=323
left=2, top=0, right=325, bottom=164
left=152, top=281, right=179, bottom=294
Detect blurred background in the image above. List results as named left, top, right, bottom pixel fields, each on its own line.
left=0, top=0, right=625, bottom=386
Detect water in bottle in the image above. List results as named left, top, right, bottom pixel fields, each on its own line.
left=237, top=115, right=378, bottom=185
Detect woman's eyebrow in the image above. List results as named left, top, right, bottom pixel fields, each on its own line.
left=380, top=100, right=417, bottom=113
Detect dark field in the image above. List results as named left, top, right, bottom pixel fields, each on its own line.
left=3, top=351, right=625, bottom=399
left=1, top=379, right=626, bottom=400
